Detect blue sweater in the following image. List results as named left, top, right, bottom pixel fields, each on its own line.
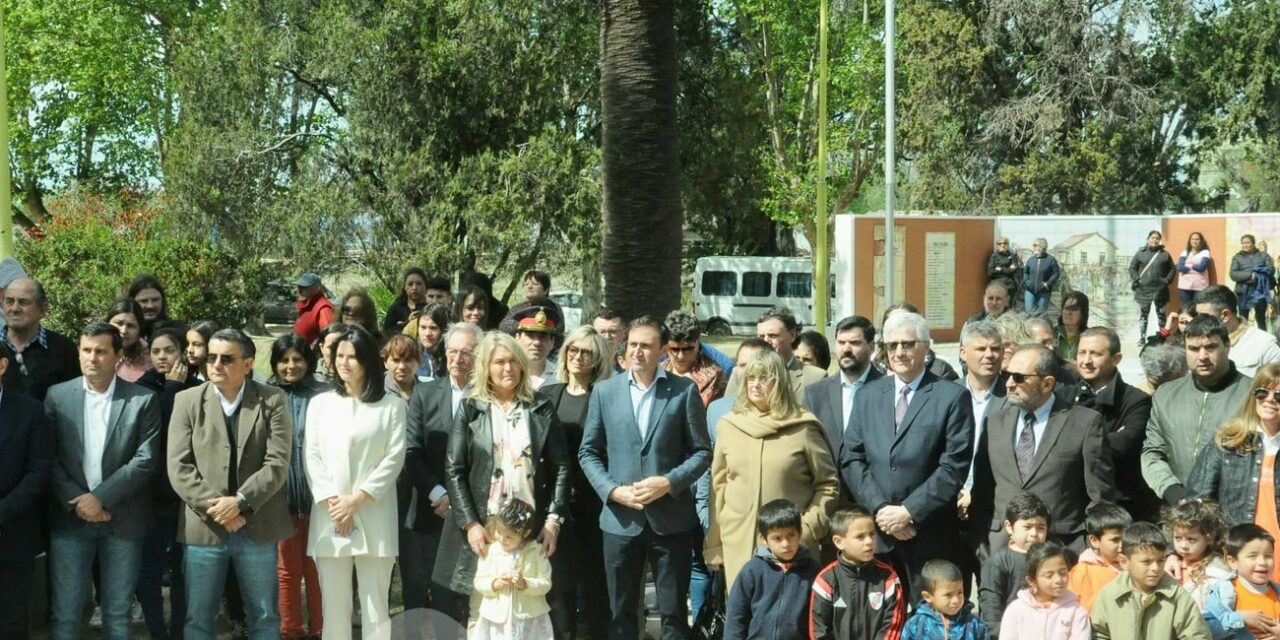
left=902, top=601, right=989, bottom=640
left=725, top=546, right=821, bottom=640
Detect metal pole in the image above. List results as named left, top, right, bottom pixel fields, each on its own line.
left=814, top=0, right=830, bottom=331
left=883, top=0, right=896, bottom=307
left=0, top=2, right=12, bottom=259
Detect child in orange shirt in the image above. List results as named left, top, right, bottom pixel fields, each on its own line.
left=1203, top=524, right=1280, bottom=639
left=1068, top=502, right=1130, bottom=611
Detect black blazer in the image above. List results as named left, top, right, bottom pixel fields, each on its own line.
left=971, top=400, right=1116, bottom=538
left=0, top=390, right=51, bottom=561
left=403, top=376, right=456, bottom=532
left=804, top=367, right=884, bottom=455
left=1058, top=373, right=1158, bottom=519
left=840, top=371, right=974, bottom=552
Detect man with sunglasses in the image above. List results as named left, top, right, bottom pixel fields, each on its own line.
left=661, top=310, right=726, bottom=408
left=168, top=328, right=294, bottom=640
left=971, top=344, right=1115, bottom=552
left=1, top=277, right=78, bottom=401
left=1142, top=315, right=1253, bottom=508
left=841, top=311, right=974, bottom=602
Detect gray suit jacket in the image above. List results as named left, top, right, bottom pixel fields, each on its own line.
left=971, top=399, right=1116, bottom=538
left=45, top=376, right=161, bottom=540
left=804, top=367, right=884, bottom=454
left=168, top=381, right=293, bottom=546
left=579, top=371, right=711, bottom=537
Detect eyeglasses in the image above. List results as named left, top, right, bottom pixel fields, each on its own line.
left=667, top=345, right=697, bottom=355
left=1255, top=388, right=1280, bottom=403
left=206, top=354, right=238, bottom=366
left=445, top=348, right=475, bottom=360
left=1006, top=372, right=1044, bottom=384
left=884, top=340, right=918, bottom=352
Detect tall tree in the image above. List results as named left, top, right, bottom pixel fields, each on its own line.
left=600, top=0, right=683, bottom=320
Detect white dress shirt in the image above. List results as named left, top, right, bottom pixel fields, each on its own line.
left=842, top=367, right=873, bottom=430
left=629, top=368, right=667, bottom=439
left=82, top=377, right=117, bottom=491
left=964, top=377, right=997, bottom=489
left=218, top=381, right=247, bottom=417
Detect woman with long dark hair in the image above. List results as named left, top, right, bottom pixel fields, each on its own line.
left=453, top=284, right=490, bottom=329
left=185, top=320, right=219, bottom=381
left=1177, top=232, right=1212, bottom=307
left=269, top=334, right=327, bottom=640
left=382, top=267, right=430, bottom=335
left=106, top=298, right=151, bottom=382
left=339, top=287, right=382, bottom=343
left=403, top=303, right=450, bottom=381
left=1054, top=291, right=1090, bottom=362
left=305, top=326, right=406, bottom=638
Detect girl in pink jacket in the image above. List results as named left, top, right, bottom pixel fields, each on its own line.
left=999, top=541, right=1092, bottom=640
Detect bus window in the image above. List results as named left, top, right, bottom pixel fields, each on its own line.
left=743, top=272, right=771, bottom=297
left=777, top=272, right=812, bottom=298
left=700, top=271, right=737, bottom=296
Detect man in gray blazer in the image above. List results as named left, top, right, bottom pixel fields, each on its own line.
left=45, top=322, right=161, bottom=640
left=579, top=315, right=711, bottom=640
left=840, top=311, right=974, bottom=602
left=804, top=315, right=881, bottom=454
left=168, top=328, right=293, bottom=640
left=971, top=344, right=1116, bottom=552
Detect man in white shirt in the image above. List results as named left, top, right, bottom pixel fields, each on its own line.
left=1194, top=285, right=1280, bottom=377
left=45, top=322, right=161, bottom=640
left=804, top=315, right=882, bottom=454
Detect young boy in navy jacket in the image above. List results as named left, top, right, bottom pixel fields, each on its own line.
left=724, top=499, right=821, bottom=640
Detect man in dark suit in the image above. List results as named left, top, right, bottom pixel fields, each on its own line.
left=0, top=342, right=52, bottom=640
left=972, top=344, right=1115, bottom=552
left=804, top=315, right=881, bottom=454
left=841, top=311, right=974, bottom=601
left=579, top=315, right=711, bottom=640
left=168, top=328, right=293, bottom=640
left=45, top=322, right=161, bottom=640
left=1062, top=327, right=1159, bottom=521
left=403, top=322, right=481, bottom=614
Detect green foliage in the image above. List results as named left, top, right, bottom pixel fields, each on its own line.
left=15, top=189, right=268, bottom=335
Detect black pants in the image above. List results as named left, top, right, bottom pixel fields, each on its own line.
left=1137, top=297, right=1168, bottom=339
left=0, top=557, right=35, bottom=640
left=603, top=526, right=693, bottom=640
left=399, top=522, right=451, bottom=613
left=1242, top=299, right=1270, bottom=331
left=549, top=518, right=610, bottom=640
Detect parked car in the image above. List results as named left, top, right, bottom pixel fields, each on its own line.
left=262, top=280, right=336, bottom=325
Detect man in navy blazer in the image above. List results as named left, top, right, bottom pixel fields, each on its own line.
left=579, top=315, right=711, bottom=640
left=0, top=342, right=52, bottom=640
left=804, top=315, right=882, bottom=454
left=841, top=311, right=974, bottom=602
left=45, top=322, right=161, bottom=640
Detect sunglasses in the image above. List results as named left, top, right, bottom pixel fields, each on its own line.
left=341, top=306, right=362, bottom=315
left=667, top=345, right=697, bottom=355
left=1006, top=372, right=1045, bottom=385
left=884, top=340, right=918, bottom=352
left=206, top=354, right=239, bottom=366
left=1255, top=388, right=1280, bottom=403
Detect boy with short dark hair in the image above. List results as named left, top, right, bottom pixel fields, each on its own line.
left=1069, top=502, right=1132, bottom=611
left=724, top=499, right=821, bottom=640
left=978, top=492, right=1050, bottom=635
left=901, top=559, right=989, bottom=639
left=810, top=506, right=907, bottom=640
left=1091, top=522, right=1211, bottom=639
left=1203, top=524, right=1280, bottom=639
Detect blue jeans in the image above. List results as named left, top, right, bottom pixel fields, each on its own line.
left=1024, top=289, right=1050, bottom=313
left=183, top=533, right=280, bottom=640
left=688, top=530, right=711, bottom=621
left=49, top=523, right=144, bottom=640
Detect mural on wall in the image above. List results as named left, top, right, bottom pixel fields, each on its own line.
left=994, top=217, right=1166, bottom=340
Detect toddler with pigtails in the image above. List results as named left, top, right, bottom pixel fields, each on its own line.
left=471, top=500, right=554, bottom=640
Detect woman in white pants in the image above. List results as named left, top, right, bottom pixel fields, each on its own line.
left=306, top=325, right=406, bottom=639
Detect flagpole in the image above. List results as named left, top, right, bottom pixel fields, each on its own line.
left=814, top=0, right=830, bottom=331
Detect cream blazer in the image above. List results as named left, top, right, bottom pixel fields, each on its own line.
left=473, top=541, right=553, bottom=622
left=304, top=391, right=406, bottom=557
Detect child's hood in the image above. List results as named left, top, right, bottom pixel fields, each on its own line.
left=755, top=544, right=815, bottom=570
left=1016, top=587, right=1081, bottom=610
left=1077, top=548, right=1120, bottom=569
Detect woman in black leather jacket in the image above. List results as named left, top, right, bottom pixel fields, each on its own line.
left=435, top=331, right=571, bottom=620
left=1187, top=362, right=1280, bottom=530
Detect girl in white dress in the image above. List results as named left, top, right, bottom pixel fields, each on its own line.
left=471, top=500, right=554, bottom=640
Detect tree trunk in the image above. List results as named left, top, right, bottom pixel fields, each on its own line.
left=600, top=0, right=683, bottom=321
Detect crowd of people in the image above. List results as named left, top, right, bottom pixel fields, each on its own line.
left=3, top=239, right=1280, bottom=640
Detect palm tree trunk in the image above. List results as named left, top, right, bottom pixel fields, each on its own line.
left=600, top=0, right=683, bottom=321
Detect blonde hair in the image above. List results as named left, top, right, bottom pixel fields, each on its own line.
left=469, top=331, right=536, bottom=404
left=731, top=350, right=803, bottom=419
left=1214, top=362, right=1280, bottom=452
left=555, top=325, right=615, bottom=385
left=995, top=312, right=1033, bottom=348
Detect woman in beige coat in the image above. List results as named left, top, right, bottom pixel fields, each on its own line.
left=704, top=350, right=839, bottom=590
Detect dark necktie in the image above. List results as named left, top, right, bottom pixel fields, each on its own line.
left=895, top=385, right=910, bottom=431
left=1016, top=411, right=1037, bottom=480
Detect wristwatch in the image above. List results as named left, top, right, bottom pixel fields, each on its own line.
left=236, top=493, right=252, bottom=516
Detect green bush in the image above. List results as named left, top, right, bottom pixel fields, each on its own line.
left=16, top=189, right=269, bottom=335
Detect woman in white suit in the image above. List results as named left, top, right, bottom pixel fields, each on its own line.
left=305, top=326, right=407, bottom=640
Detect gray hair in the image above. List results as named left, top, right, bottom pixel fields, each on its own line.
left=444, top=322, right=483, bottom=346
left=1141, top=343, right=1188, bottom=388
left=995, top=312, right=1032, bottom=347
left=1035, top=237, right=1048, bottom=248
left=882, top=311, right=930, bottom=344
left=1026, top=317, right=1054, bottom=334
left=960, top=319, right=1003, bottom=347
left=1013, top=344, right=1057, bottom=376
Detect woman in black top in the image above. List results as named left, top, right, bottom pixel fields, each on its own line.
left=382, top=266, right=430, bottom=335
left=540, top=325, right=616, bottom=640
